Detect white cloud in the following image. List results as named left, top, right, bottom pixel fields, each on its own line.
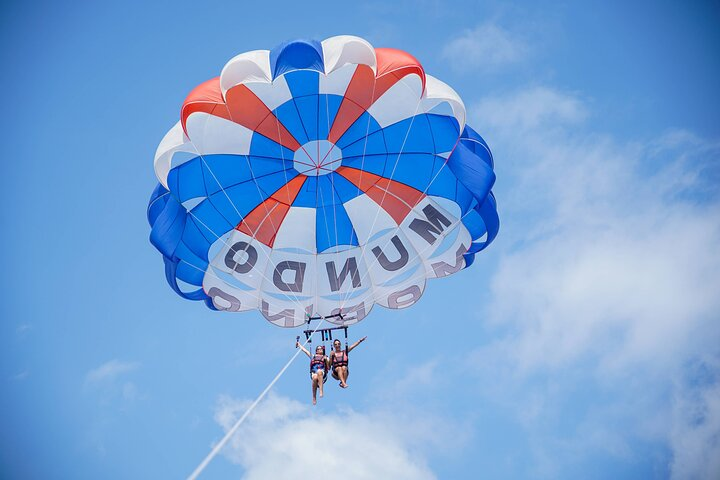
left=475, top=86, right=587, bottom=132
left=443, top=23, right=527, bottom=71
left=669, top=360, right=720, bottom=480
left=468, top=86, right=720, bottom=477
left=85, top=359, right=140, bottom=385
left=213, top=393, right=437, bottom=480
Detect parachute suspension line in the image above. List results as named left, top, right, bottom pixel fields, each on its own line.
left=183, top=107, right=309, bottom=313
left=337, top=78, right=378, bottom=312
left=185, top=112, right=245, bottom=221
left=271, top=104, right=294, bottom=213
left=214, top=104, right=309, bottom=311
left=183, top=208, right=307, bottom=314
left=338, top=83, right=423, bottom=312
left=340, top=77, right=480, bottom=308
left=343, top=136, right=459, bottom=300
left=355, top=73, right=377, bottom=197
left=186, top=318, right=326, bottom=480
left=344, top=324, right=349, bottom=368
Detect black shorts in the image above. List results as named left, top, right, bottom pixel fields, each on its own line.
left=331, top=366, right=348, bottom=380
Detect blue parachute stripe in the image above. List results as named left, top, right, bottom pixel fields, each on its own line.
left=382, top=115, right=435, bottom=154
left=203, top=169, right=299, bottom=225
left=461, top=125, right=494, bottom=169
left=340, top=129, right=387, bottom=157
left=204, top=191, right=245, bottom=227
left=473, top=192, right=499, bottom=250
left=327, top=175, right=361, bottom=246
left=294, top=95, right=319, bottom=141
left=204, top=297, right=219, bottom=310
left=420, top=156, right=475, bottom=215
left=327, top=172, right=362, bottom=203
left=192, top=166, right=296, bottom=223
left=181, top=215, right=211, bottom=262
left=163, top=255, right=209, bottom=301
left=200, top=155, right=290, bottom=197
left=251, top=169, right=300, bottom=196
left=426, top=114, right=460, bottom=153
left=170, top=151, right=199, bottom=172
left=463, top=253, right=476, bottom=268
left=147, top=184, right=170, bottom=225
left=187, top=214, right=215, bottom=245
left=341, top=154, right=387, bottom=177
left=188, top=200, right=234, bottom=241
left=447, top=139, right=496, bottom=213
left=292, top=175, right=318, bottom=208
left=424, top=164, right=460, bottom=202
left=149, top=189, right=186, bottom=259
left=467, top=243, right=484, bottom=255
left=148, top=185, right=211, bottom=303
left=172, top=159, right=206, bottom=203
left=174, top=243, right=207, bottom=284
left=284, top=70, right=319, bottom=98
left=318, top=94, right=343, bottom=140
left=452, top=177, right=475, bottom=215
left=249, top=132, right=295, bottom=159
left=274, top=100, right=309, bottom=145
left=461, top=208, right=486, bottom=242
left=247, top=157, right=294, bottom=178
left=208, top=169, right=298, bottom=221
left=270, top=39, right=324, bottom=79
left=335, top=111, right=383, bottom=149
left=380, top=153, right=435, bottom=191
left=315, top=174, right=340, bottom=208
left=316, top=176, right=359, bottom=251
left=341, top=152, right=466, bottom=210
left=167, top=166, right=180, bottom=197
left=218, top=163, right=296, bottom=193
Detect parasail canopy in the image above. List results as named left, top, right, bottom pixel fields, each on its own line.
left=147, top=35, right=499, bottom=328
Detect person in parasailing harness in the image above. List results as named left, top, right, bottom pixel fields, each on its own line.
left=330, top=336, right=367, bottom=388
left=296, top=343, right=329, bottom=405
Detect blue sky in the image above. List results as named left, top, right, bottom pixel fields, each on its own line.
left=2, top=1, right=720, bottom=478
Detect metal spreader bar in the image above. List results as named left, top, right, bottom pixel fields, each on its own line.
left=300, top=313, right=347, bottom=343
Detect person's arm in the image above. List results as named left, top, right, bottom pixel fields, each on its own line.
left=297, top=341, right=311, bottom=358
left=347, top=336, right=367, bottom=353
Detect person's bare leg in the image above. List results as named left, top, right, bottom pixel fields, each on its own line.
left=340, top=366, right=348, bottom=388
left=318, top=370, right=325, bottom=397
left=311, top=374, right=318, bottom=405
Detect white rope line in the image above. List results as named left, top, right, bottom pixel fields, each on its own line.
left=338, top=155, right=455, bottom=311
left=337, top=81, right=424, bottom=311
left=177, top=101, right=308, bottom=313
left=335, top=82, right=483, bottom=312
left=185, top=208, right=308, bottom=313
left=187, top=318, right=326, bottom=480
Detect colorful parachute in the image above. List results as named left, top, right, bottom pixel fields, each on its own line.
left=147, top=36, right=499, bottom=327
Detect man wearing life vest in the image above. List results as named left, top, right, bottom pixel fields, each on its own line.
left=297, top=343, right=329, bottom=405
left=331, top=336, right=367, bottom=388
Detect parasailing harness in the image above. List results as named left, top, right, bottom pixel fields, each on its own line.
left=296, top=313, right=350, bottom=379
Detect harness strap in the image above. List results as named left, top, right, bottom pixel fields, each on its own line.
left=331, top=351, right=348, bottom=367
left=310, top=354, right=325, bottom=372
